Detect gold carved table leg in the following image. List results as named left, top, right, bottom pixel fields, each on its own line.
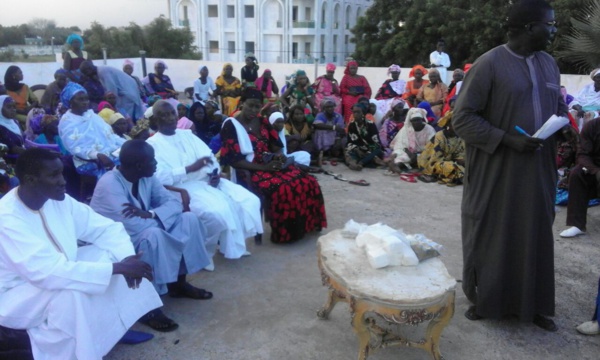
left=317, top=288, right=346, bottom=319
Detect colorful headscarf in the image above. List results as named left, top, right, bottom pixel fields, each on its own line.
left=344, top=61, right=359, bottom=75
left=463, top=64, right=472, bottom=73
left=98, top=108, right=116, bottom=123
left=60, top=82, right=86, bottom=109
left=205, top=99, right=220, bottom=111
left=391, top=98, right=406, bottom=110
left=106, top=112, right=125, bottom=126
left=296, top=69, right=307, bottom=77
left=417, top=101, right=436, bottom=120
left=591, top=68, right=600, bottom=80
left=221, top=63, right=233, bottom=76
left=154, top=60, right=168, bottom=70
left=66, top=33, right=84, bottom=49
left=320, top=97, right=337, bottom=110
left=146, top=95, right=162, bottom=107
left=123, top=59, right=134, bottom=68
left=388, top=64, right=401, bottom=75
left=54, top=69, right=68, bottom=78
left=130, top=118, right=150, bottom=138
left=409, top=65, right=428, bottom=78
left=326, top=63, right=336, bottom=72
left=26, top=108, right=46, bottom=136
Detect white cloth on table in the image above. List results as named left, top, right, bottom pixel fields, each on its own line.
left=90, top=169, right=211, bottom=295
left=0, top=189, right=162, bottom=360
left=59, top=109, right=125, bottom=167
left=147, top=129, right=263, bottom=259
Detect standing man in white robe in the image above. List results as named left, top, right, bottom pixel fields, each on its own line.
left=429, top=40, right=451, bottom=84
left=147, top=100, right=263, bottom=260
left=91, top=140, right=213, bottom=295
left=0, top=148, right=162, bottom=360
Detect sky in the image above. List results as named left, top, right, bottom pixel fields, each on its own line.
left=0, top=0, right=169, bottom=31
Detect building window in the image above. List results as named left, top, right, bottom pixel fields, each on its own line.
left=292, top=6, right=298, bottom=21
left=209, top=41, right=219, bottom=53
left=305, top=7, right=312, bottom=21
left=305, top=42, right=311, bottom=56
left=208, top=5, right=218, bottom=18
left=245, top=5, right=254, bottom=18
left=227, top=5, right=235, bottom=18
left=245, top=42, right=255, bottom=54
left=292, top=42, right=298, bottom=59
left=228, top=41, right=236, bottom=54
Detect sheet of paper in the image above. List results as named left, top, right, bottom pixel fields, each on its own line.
left=533, top=115, right=569, bottom=139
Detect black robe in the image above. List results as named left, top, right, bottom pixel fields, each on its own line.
left=453, top=44, right=568, bottom=321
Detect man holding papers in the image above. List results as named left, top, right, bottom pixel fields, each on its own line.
left=453, top=0, right=569, bottom=332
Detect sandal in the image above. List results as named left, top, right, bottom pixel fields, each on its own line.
left=140, top=309, right=179, bottom=332
left=417, top=174, right=436, bottom=183
left=169, top=282, right=213, bottom=300
left=349, top=179, right=370, bottom=186
left=399, top=174, right=417, bottom=183
left=119, top=330, right=154, bottom=345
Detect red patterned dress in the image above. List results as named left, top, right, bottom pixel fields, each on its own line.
left=220, top=118, right=327, bottom=243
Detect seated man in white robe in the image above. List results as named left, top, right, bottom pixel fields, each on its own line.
left=0, top=148, right=162, bottom=360
left=90, top=140, right=213, bottom=331
left=147, top=100, right=263, bottom=260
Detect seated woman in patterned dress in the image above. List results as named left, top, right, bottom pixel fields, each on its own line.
left=345, top=103, right=385, bottom=171
left=220, top=89, right=327, bottom=244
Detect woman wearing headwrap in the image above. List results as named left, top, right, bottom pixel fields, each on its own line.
left=403, top=65, right=429, bottom=107
left=40, top=69, right=68, bottom=115
left=417, top=68, right=448, bottom=118
left=417, top=101, right=438, bottom=125
left=255, top=69, right=279, bottom=103
left=193, top=66, right=216, bottom=102
left=63, top=33, right=89, bottom=72
left=313, top=97, right=346, bottom=160
left=284, top=104, right=315, bottom=160
left=147, top=60, right=178, bottom=99
left=374, top=64, right=406, bottom=116
left=214, top=63, right=242, bottom=116
left=442, top=68, right=465, bottom=116
left=280, top=70, right=316, bottom=116
left=103, top=112, right=131, bottom=140
left=58, top=82, right=125, bottom=178
left=220, top=89, right=327, bottom=243
left=129, top=118, right=150, bottom=140
left=97, top=91, right=117, bottom=112
left=4, top=66, right=40, bottom=127
left=388, top=107, right=436, bottom=173
left=379, top=98, right=408, bottom=158
left=241, top=54, right=259, bottom=88
left=345, top=102, right=383, bottom=171
left=122, top=60, right=148, bottom=101
left=269, top=111, right=311, bottom=167
left=23, top=107, right=46, bottom=141
left=312, top=63, right=342, bottom=114
left=34, top=115, right=69, bottom=155
left=416, top=109, right=465, bottom=186
left=0, top=96, right=25, bottom=158
left=340, top=60, right=372, bottom=124
left=569, top=68, right=600, bottom=131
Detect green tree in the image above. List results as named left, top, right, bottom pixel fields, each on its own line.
left=351, top=0, right=589, bottom=74
left=555, top=0, right=600, bottom=72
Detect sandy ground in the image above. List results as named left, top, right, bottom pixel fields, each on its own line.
left=105, top=164, right=600, bottom=360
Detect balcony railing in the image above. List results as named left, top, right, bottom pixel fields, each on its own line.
left=179, top=19, right=190, bottom=27
left=333, top=22, right=339, bottom=29
left=293, top=21, right=315, bottom=28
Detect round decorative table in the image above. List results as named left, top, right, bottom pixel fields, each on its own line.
left=317, top=230, right=456, bottom=360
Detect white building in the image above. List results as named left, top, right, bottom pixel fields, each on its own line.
left=167, top=0, right=372, bottom=64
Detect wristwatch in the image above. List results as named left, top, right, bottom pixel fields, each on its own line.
left=148, top=210, right=156, bottom=219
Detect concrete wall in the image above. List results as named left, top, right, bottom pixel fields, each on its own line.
left=0, top=58, right=592, bottom=100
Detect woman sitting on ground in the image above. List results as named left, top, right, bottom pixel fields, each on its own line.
left=215, top=63, right=242, bottom=116
left=312, top=63, right=342, bottom=115
left=4, top=66, right=40, bottom=128
left=379, top=98, right=408, bottom=158
left=375, top=64, right=406, bottom=116
left=269, top=112, right=312, bottom=168
left=148, top=60, right=178, bottom=99
left=345, top=103, right=384, bottom=171
left=403, top=65, right=429, bottom=108
left=285, top=105, right=316, bottom=164
left=416, top=110, right=465, bottom=186
left=280, top=70, right=316, bottom=118
left=193, top=66, right=216, bottom=103
left=58, top=82, right=125, bottom=178
left=33, top=115, right=69, bottom=155
left=255, top=69, right=279, bottom=103
left=388, top=107, right=436, bottom=174
left=313, top=98, right=346, bottom=163
left=416, top=68, right=448, bottom=118
left=0, top=96, right=25, bottom=159
left=220, top=89, right=327, bottom=243
left=417, top=101, right=438, bottom=126
left=176, top=103, right=196, bottom=133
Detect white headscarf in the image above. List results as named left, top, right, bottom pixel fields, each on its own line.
left=269, top=112, right=287, bottom=153
left=591, top=68, right=600, bottom=80
left=0, top=95, right=22, bottom=136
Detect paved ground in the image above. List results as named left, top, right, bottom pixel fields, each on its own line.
left=106, top=164, right=600, bottom=360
